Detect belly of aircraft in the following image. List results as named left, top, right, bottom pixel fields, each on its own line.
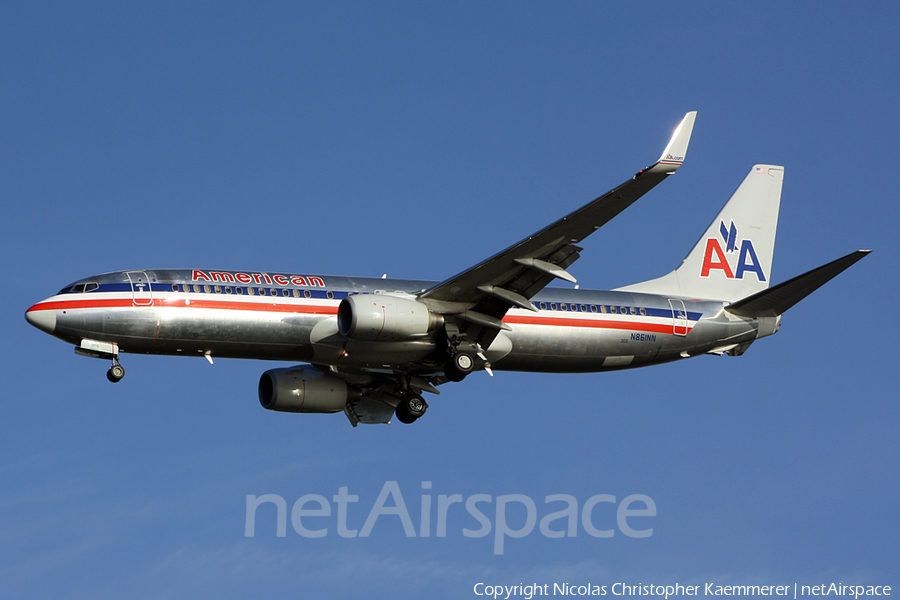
left=53, top=300, right=757, bottom=374
left=495, top=323, right=686, bottom=372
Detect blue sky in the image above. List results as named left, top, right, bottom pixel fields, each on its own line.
left=2, top=3, right=897, bottom=598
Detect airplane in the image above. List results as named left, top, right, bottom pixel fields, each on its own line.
left=25, top=112, right=869, bottom=426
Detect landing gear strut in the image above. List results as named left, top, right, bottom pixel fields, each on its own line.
left=395, top=394, right=427, bottom=424
left=74, top=340, right=125, bottom=383
left=107, top=359, right=125, bottom=383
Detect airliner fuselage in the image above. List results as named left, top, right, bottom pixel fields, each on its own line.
left=24, top=112, right=868, bottom=426
left=26, top=268, right=759, bottom=374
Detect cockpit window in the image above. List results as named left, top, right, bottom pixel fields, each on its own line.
left=59, top=283, right=93, bottom=294
left=84, top=282, right=99, bottom=292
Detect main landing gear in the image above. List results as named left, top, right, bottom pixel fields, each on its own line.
left=395, top=393, right=428, bottom=424
left=391, top=323, right=484, bottom=424
left=443, top=350, right=474, bottom=382
left=440, top=323, right=479, bottom=383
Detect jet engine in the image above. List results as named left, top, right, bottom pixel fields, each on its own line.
left=337, top=294, right=442, bottom=342
left=259, top=366, right=350, bottom=413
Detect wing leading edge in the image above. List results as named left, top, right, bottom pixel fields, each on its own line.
left=419, top=112, right=697, bottom=349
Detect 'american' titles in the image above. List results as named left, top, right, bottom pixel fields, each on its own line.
left=191, top=269, right=325, bottom=288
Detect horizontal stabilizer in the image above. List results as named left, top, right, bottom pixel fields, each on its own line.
left=725, top=250, right=870, bottom=317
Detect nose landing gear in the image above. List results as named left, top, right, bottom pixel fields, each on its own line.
left=107, top=358, right=125, bottom=383
left=74, top=340, right=126, bottom=383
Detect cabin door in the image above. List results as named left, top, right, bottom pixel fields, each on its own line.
left=668, top=299, right=688, bottom=336
left=127, top=271, right=154, bottom=306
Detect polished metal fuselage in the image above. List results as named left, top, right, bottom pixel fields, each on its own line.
left=28, top=268, right=762, bottom=374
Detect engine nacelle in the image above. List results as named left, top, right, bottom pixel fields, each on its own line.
left=258, top=366, right=349, bottom=413
left=337, top=294, right=442, bottom=342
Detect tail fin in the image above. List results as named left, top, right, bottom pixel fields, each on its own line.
left=616, top=165, right=784, bottom=301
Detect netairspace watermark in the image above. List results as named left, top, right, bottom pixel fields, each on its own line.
left=472, top=583, right=892, bottom=599
left=244, top=480, right=656, bottom=555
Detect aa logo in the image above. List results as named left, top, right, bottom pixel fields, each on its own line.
left=699, top=220, right=766, bottom=281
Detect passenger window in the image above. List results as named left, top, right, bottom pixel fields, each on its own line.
left=304, top=290, right=311, bottom=298
left=236, top=287, right=244, bottom=295
left=561, top=304, right=568, bottom=311
left=293, top=289, right=300, bottom=298
left=248, top=287, right=255, bottom=295
left=630, top=307, right=637, bottom=315
left=550, top=303, right=557, bottom=310
left=591, top=305, right=597, bottom=313
left=620, top=306, right=627, bottom=314
left=600, top=305, right=607, bottom=313
left=172, top=284, right=179, bottom=292
left=225, top=286, right=232, bottom=294
left=580, top=304, right=587, bottom=312
left=215, top=286, right=222, bottom=293
left=539, top=302, right=547, bottom=310
left=327, top=291, right=334, bottom=299
left=640, top=307, right=647, bottom=316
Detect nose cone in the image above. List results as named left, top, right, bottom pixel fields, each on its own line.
left=25, top=305, right=56, bottom=334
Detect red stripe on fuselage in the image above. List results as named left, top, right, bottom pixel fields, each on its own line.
left=505, top=314, right=686, bottom=335
left=28, top=297, right=340, bottom=315
left=29, top=295, right=692, bottom=334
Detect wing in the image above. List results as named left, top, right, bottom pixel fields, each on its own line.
left=419, top=112, right=697, bottom=349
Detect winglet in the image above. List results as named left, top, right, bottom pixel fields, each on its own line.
left=645, top=111, right=697, bottom=175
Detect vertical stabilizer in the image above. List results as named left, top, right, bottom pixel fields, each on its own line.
left=616, top=165, right=784, bottom=301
